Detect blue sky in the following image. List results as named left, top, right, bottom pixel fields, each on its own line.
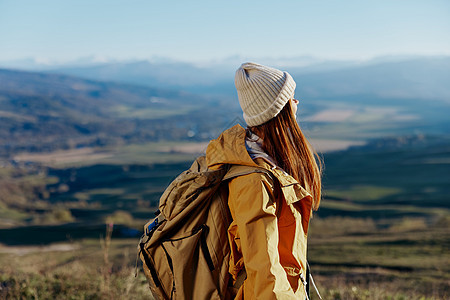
left=0, top=0, right=449, bottom=64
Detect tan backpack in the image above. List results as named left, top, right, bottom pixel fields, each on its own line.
left=137, top=156, right=269, bottom=300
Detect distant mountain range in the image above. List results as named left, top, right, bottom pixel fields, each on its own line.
left=292, top=57, right=450, bottom=103
left=3, top=55, right=448, bottom=101
left=36, top=56, right=450, bottom=103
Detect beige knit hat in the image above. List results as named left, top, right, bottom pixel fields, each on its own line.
left=235, top=62, right=296, bottom=127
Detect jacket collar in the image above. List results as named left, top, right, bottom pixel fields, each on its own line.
left=206, top=124, right=312, bottom=205
left=206, top=124, right=258, bottom=169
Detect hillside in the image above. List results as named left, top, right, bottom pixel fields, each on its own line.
left=43, top=57, right=450, bottom=139
left=2, top=58, right=450, bottom=159
left=0, top=69, right=230, bottom=156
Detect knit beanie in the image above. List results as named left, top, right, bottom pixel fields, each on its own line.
left=235, top=62, right=296, bottom=127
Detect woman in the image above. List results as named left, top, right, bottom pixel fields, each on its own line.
left=206, top=62, right=322, bottom=299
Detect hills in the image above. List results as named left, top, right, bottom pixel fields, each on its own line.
left=1, top=55, right=449, bottom=157
left=0, top=69, right=231, bottom=156
left=44, top=55, right=450, bottom=138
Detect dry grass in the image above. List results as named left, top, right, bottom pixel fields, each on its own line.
left=310, top=273, right=447, bottom=300
left=307, top=217, right=450, bottom=300
left=0, top=226, right=153, bottom=300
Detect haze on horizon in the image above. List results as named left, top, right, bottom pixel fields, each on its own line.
left=1, top=0, right=449, bottom=66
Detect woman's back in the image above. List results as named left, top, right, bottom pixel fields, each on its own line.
left=222, top=62, right=322, bottom=299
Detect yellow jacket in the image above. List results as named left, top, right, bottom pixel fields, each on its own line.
left=206, top=125, right=313, bottom=299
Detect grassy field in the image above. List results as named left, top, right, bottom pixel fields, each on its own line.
left=0, top=236, right=152, bottom=299
left=0, top=218, right=447, bottom=299
left=308, top=216, right=449, bottom=299
left=1, top=136, right=449, bottom=299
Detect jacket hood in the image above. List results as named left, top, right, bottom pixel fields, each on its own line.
left=206, top=124, right=259, bottom=169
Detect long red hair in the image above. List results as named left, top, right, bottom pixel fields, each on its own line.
left=247, top=101, right=323, bottom=210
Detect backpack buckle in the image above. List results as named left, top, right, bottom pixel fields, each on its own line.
left=145, top=214, right=165, bottom=236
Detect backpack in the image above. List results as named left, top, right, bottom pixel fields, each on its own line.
left=137, top=155, right=269, bottom=300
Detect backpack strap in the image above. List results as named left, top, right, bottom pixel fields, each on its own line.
left=222, top=165, right=272, bottom=182
left=233, top=267, right=247, bottom=289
